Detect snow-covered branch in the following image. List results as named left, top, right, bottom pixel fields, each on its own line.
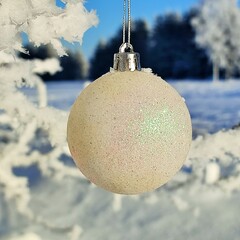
left=0, top=0, right=98, bottom=55
left=0, top=0, right=98, bottom=222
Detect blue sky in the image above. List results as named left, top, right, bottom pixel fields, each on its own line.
left=57, top=0, right=199, bottom=59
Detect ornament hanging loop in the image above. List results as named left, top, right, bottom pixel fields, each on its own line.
left=113, top=0, right=141, bottom=72
left=119, top=42, right=133, bottom=53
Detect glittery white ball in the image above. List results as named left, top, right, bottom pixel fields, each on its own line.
left=67, top=71, right=192, bottom=194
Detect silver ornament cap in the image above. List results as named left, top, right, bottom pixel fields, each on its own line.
left=113, top=43, right=141, bottom=72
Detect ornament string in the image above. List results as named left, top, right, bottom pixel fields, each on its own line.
left=123, top=0, right=131, bottom=45
left=123, top=0, right=126, bottom=43
left=114, top=0, right=141, bottom=71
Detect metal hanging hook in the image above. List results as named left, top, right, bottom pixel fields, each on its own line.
left=113, top=0, right=141, bottom=72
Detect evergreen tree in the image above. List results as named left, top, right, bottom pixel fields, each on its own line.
left=54, top=50, right=89, bottom=80
left=150, top=13, right=181, bottom=78
left=89, top=40, right=109, bottom=80
left=181, top=10, right=211, bottom=79
left=90, top=32, right=122, bottom=80
left=150, top=11, right=210, bottom=79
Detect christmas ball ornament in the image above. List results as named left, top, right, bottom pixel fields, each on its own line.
left=67, top=0, right=192, bottom=194
left=67, top=70, right=192, bottom=194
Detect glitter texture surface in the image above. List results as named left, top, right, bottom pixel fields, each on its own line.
left=67, top=71, right=192, bottom=194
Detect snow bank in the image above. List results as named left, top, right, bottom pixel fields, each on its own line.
left=0, top=112, right=239, bottom=240
left=6, top=233, right=42, bottom=240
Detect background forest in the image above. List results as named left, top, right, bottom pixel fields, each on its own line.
left=22, top=1, right=240, bottom=82
left=20, top=10, right=211, bottom=81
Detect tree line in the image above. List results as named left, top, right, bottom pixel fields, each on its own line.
left=20, top=7, right=232, bottom=81
left=90, top=9, right=213, bottom=80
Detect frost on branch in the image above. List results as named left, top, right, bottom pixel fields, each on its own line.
left=0, top=0, right=97, bottom=226
left=0, top=0, right=99, bottom=56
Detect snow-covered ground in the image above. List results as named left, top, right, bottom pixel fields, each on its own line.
left=173, top=80, right=240, bottom=135
left=0, top=80, right=240, bottom=240
left=43, top=80, right=240, bottom=135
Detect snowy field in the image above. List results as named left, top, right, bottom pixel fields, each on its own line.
left=44, top=80, right=240, bottom=135
left=0, top=80, right=240, bottom=240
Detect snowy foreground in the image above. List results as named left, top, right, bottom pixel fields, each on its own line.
left=0, top=80, right=240, bottom=240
